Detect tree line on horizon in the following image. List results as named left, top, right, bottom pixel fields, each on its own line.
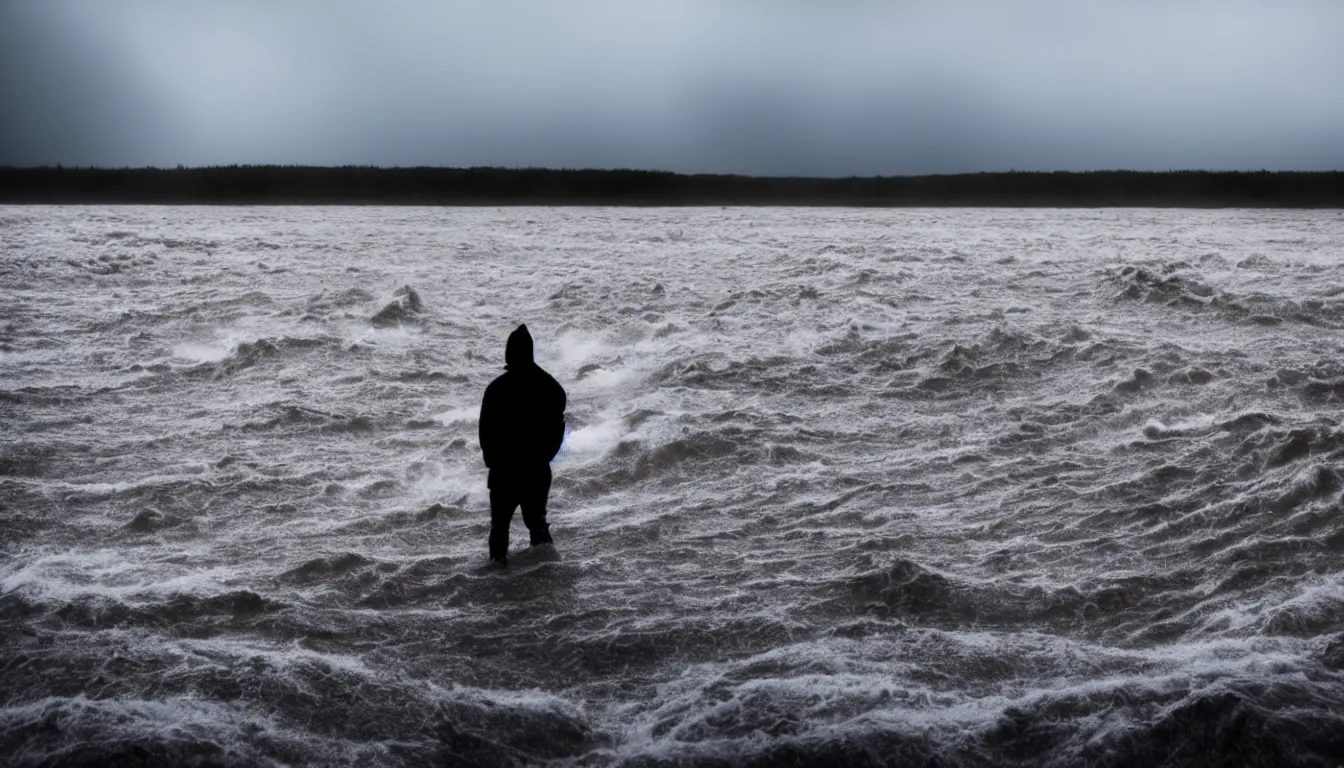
left=1, top=165, right=1341, bottom=206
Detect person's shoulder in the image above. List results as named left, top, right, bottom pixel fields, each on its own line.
left=536, top=365, right=565, bottom=394
left=483, top=370, right=513, bottom=394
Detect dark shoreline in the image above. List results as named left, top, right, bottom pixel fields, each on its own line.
left=2, top=166, right=1342, bottom=207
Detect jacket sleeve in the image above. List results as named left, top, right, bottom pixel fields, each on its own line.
left=544, top=380, right=567, bottom=462
left=479, top=385, right=498, bottom=468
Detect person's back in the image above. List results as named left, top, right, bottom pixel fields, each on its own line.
left=478, top=324, right=566, bottom=566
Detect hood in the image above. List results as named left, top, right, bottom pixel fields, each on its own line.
left=505, top=324, right=534, bottom=369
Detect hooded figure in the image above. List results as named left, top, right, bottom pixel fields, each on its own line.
left=478, top=324, right=567, bottom=566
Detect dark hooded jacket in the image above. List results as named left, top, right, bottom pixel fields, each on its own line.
left=478, top=325, right=567, bottom=479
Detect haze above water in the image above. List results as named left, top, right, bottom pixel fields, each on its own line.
left=2, top=206, right=1343, bottom=766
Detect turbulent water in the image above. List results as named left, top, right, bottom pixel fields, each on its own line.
left=3, top=206, right=1344, bottom=767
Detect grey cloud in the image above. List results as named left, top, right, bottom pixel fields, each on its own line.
left=2, top=0, right=1342, bottom=172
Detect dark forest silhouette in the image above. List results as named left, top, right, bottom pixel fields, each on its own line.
left=1, top=166, right=1341, bottom=207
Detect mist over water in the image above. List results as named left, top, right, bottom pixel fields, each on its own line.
left=2, top=206, right=1343, bottom=766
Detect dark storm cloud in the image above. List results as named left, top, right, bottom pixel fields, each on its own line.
left=2, top=0, right=1342, bottom=173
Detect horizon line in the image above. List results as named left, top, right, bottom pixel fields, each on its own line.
left=4, top=165, right=1342, bottom=179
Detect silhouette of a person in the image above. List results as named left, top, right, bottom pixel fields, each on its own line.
left=478, top=324, right=567, bottom=566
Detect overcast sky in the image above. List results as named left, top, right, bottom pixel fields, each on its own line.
left=2, top=0, right=1341, bottom=175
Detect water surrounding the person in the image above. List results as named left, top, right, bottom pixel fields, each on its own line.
left=3, top=206, right=1343, bottom=766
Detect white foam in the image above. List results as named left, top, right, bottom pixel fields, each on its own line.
left=432, top=406, right=478, bottom=425
left=405, top=459, right=485, bottom=503
left=551, top=333, right=607, bottom=368
left=561, top=417, right=628, bottom=461
left=576, top=365, right=634, bottom=388
left=1, top=548, right=238, bottom=602
left=0, top=348, right=56, bottom=367
left=169, top=341, right=231, bottom=363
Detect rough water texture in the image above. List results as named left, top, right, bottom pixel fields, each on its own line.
left=2, top=206, right=1343, bottom=767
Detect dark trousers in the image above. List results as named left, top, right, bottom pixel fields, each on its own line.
left=488, top=466, right=552, bottom=560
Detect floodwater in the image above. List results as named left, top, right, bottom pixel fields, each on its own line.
left=2, top=206, right=1343, bottom=766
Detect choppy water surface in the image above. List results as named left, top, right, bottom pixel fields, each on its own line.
left=3, top=206, right=1344, bottom=766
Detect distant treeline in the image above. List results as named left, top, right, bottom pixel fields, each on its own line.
left=2, top=166, right=1342, bottom=207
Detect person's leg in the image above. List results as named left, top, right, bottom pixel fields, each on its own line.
left=488, top=485, right=518, bottom=563
left=519, top=466, right=553, bottom=547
